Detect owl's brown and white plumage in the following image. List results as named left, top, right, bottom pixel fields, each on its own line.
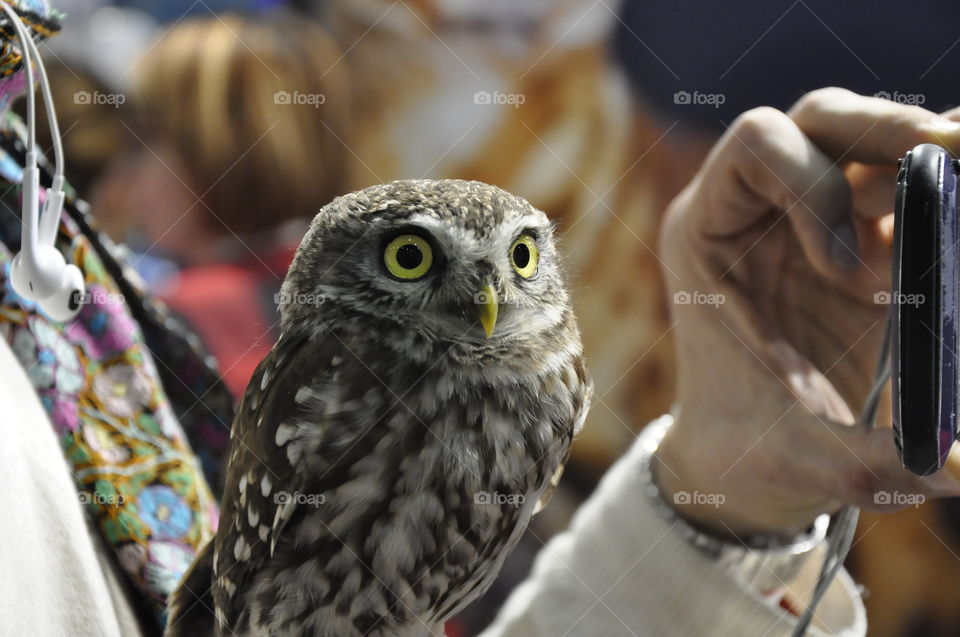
left=166, top=179, right=591, bottom=636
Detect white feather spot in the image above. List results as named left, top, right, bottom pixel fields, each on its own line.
left=295, top=386, right=313, bottom=404
left=234, top=536, right=250, bottom=561
left=261, top=475, right=272, bottom=497
left=238, top=474, right=247, bottom=492
left=331, top=355, right=343, bottom=366
left=286, top=442, right=304, bottom=465
left=261, top=369, right=270, bottom=390
left=258, top=524, right=269, bottom=542
left=247, top=506, right=260, bottom=527
left=275, top=423, right=295, bottom=446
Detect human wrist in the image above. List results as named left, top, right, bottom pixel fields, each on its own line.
left=638, top=414, right=830, bottom=598
left=652, top=413, right=821, bottom=541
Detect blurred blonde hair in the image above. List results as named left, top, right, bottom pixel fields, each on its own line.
left=133, top=11, right=351, bottom=236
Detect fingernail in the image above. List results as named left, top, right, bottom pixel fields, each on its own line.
left=830, top=221, right=859, bottom=271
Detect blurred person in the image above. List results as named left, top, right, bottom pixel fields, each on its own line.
left=25, top=60, right=133, bottom=237
left=12, top=3, right=155, bottom=236
left=95, top=10, right=352, bottom=398
left=36, top=0, right=159, bottom=238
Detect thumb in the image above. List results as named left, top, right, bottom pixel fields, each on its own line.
left=816, top=419, right=960, bottom=510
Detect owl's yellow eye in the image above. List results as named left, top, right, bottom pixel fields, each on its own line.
left=510, top=234, right=539, bottom=278
left=384, top=234, right=434, bottom=280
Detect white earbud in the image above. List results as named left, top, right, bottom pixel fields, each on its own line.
left=2, top=1, right=83, bottom=322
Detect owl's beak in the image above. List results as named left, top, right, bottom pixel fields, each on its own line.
left=477, top=282, right=499, bottom=338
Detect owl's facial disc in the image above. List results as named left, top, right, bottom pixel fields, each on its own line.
left=374, top=216, right=558, bottom=343
left=279, top=181, right=570, bottom=355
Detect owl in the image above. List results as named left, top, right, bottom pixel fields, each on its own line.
left=165, top=179, right=591, bottom=637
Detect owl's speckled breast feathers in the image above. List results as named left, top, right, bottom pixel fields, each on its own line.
left=166, top=180, right=591, bottom=637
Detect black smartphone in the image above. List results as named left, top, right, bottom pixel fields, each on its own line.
left=892, top=143, right=960, bottom=475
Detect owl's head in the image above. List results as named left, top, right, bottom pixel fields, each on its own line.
left=279, top=180, right=573, bottom=358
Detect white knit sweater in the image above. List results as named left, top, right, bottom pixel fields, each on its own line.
left=0, top=337, right=865, bottom=636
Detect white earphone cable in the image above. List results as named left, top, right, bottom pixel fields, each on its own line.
left=1, top=0, right=83, bottom=323
left=22, top=20, right=64, bottom=245
left=1, top=1, right=65, bottom=249
left=0, top=1, right=39, bottom=255
left=18, top=12, right=61, bottom=179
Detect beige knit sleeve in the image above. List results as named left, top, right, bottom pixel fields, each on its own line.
left=478, top=428, right=866, bottom=637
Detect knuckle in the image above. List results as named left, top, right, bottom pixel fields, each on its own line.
left=724, top=108, right=802, bottom=210
left=730, top=106, right=793, bottom=147
left=788, top=87, right=852, bottom=119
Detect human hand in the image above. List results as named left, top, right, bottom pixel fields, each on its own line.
left=655, top=88, right=960, bottom=538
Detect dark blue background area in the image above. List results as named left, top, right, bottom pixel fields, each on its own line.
left=110, top=0, right=290, bottom=22
left=612, top=0, right=960, bottom=133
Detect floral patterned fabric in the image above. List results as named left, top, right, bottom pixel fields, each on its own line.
left=0, top=120, right=233, bottom=630
left=0, top=233, right=217, bottom=627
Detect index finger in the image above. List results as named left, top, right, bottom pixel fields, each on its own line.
left=788, top=87, right=960, bottom=163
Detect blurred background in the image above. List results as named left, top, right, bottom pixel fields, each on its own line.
left=35, top=0, right=960, bottom=634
